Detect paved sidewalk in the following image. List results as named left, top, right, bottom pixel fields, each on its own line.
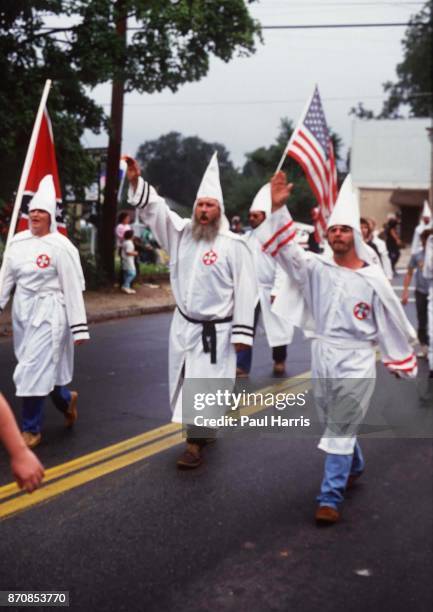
left=0, top=280, right=175, bottom=336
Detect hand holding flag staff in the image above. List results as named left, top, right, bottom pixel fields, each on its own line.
left=275, top=85, right=338, bottom=243
left=0, top=79, right=66, bottom=295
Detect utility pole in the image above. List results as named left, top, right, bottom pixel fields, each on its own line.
left=99, top=0, right=127, bottom=282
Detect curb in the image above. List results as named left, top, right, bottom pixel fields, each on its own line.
left=87, top=302, right=176, bottom=323
left=0, top=302, right=176, bottom=338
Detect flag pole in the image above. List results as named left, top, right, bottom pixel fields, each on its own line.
left=274, top=85, right=317, bottom=174
left=0, top=79, right=52, bottom=292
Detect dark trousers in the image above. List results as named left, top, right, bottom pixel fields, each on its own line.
left=415, top=290, right=429, bottom=346
left=388, top=249, right=400, bottom=273
left=236, top=303, right=287, bottom=373
left=22, top=386, right=72, bottom=433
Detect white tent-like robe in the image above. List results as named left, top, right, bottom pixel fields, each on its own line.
left=128, top=154, right=257, bottom=424
left=247, top=183, right=294, bottom=348
left=0, top=176, right=89, bottom=396
left=257, top=175, right=417, bottom=455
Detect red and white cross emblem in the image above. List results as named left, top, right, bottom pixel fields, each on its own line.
left=202, top=250, right=218, bottom=266
left=353, top=302, right=371, bottom=321
left=36, top=254, right=51, bottom=269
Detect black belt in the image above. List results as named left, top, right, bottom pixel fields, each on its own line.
left=177, top=308, right=233, bottom=364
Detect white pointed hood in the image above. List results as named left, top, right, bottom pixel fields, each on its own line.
left=28, top=175, right=57, bottom=232
left=194, top=152, right=229, bottom=231
left=421, top=200, right=431, bottom=220
left=326, top=174, right=375, bottom=264
left=249, top=183, right=271, bottom=216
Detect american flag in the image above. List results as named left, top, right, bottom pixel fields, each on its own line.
left=284, top=86, right=337, bottom=242
left=16, top=108, right=67, bottom=235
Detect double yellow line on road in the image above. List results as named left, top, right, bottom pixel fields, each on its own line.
left=0, top=374, right=310, bottom=521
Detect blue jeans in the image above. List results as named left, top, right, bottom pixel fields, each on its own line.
left=317, top=441, right=365, bottom=509
left=22, top=386, right=72, bottom=434
left=122, top=269, right=136, bottom=289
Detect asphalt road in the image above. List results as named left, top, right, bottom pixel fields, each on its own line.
left=0, top=281, right=432, bottom=612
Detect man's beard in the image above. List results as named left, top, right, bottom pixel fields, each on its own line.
left=191, top=216, right=221, bottom=242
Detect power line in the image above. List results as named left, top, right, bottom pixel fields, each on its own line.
left=261, top=21, right=420, bottom=29
left=124, top=21, right=424, bottom=31
left=95, top=92, right=432, bottom=108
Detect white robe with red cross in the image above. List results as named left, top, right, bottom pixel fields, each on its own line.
left=256, top=207, right=417, bottom=454
left=129, top=185, right=257, bottom=424
left=0, top=231, right=89, bottom=396
left=245, top=229, right=294, bottom=347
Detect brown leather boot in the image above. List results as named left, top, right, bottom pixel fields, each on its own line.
left=64, top=391, right=78, bottom=428
left=315, top=505, right=340, bottom=525
left=176, top=443, right=202, bottom=469
left=22, top=431, right=42, bottom=449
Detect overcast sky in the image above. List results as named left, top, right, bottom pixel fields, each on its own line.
left=82, top=0, right=424, bottom=169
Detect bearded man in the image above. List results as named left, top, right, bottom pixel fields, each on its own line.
left=125, top=154, right=256, bottom=468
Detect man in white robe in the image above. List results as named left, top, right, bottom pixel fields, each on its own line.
left=411, top=201, right=432, bottom=255
left=125, top=154, right=256, bottom=468
left=259, top=172, right=417, bottom=524
left=422, top=232, right=433, bottom=376
left=236, top=183, right=293, bottom=377
left=0, top=176, right=89, bottom=448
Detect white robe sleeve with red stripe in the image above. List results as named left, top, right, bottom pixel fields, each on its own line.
left=256, top=206, right=317, bottom=334
left=373, top=293, right=417, bottom=379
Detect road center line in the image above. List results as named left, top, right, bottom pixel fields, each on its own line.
left=0, top=372, right=312, bottom=520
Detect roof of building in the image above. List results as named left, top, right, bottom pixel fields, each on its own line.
left=351, top=118, right=431, bottom=190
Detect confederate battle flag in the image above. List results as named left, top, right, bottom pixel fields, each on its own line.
left=16, top=108, right=66, bottom=235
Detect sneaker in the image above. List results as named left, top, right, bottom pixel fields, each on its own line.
left=121, top=287, right=130, bottom=294
left=22, top=431, right=42, bottom=449
left=176, top=443, right=202, bottom=469
left=315, top=505, right=340, bottom=525
left=129, top=288, right=137, bottom=294
left=64, top=391, right=78, bottom=428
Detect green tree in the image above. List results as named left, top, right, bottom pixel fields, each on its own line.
left=349, top=1, right=432, bottom=119
left=381, top=1, right=432, bottom=118
left=135, top=132, right=239, bottom=211
left=226, top=119, right=343, bottom=223
left=0, top=1, right=260, bottom=280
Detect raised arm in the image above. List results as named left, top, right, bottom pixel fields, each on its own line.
left=255, top=173, right=317, bottom=288
left=125, top=157, right=188, bottom=254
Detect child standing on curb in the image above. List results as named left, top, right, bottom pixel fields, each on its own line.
left=121, top=229, right=138, bottom=295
